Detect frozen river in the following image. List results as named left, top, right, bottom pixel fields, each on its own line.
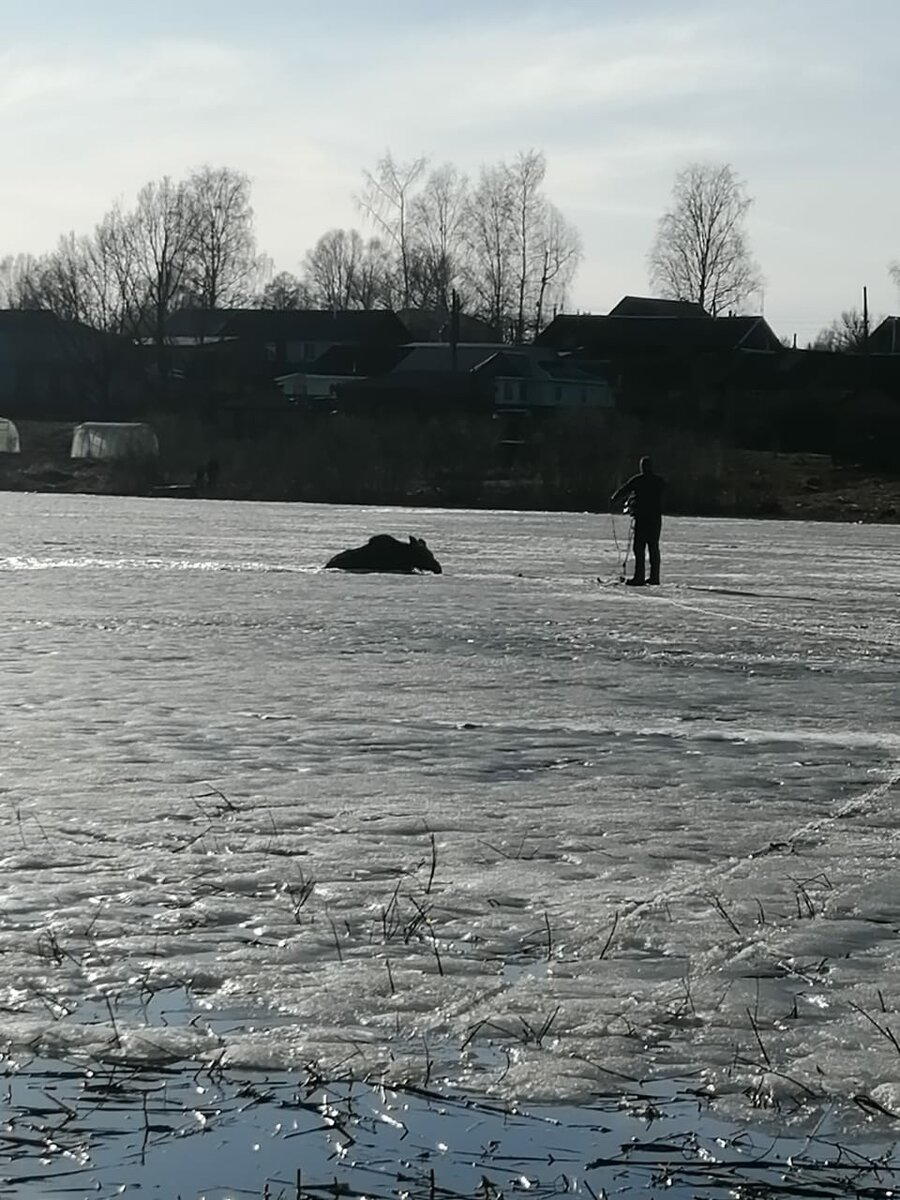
left=1, top=493, right=899, bottom=1137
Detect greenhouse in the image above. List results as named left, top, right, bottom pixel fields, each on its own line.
left=70, top=423, right=159, bottom=461
left=0, top=418, right=21, bottom=453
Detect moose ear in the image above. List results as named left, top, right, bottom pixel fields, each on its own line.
left=408, top=534, right=416, bottom=543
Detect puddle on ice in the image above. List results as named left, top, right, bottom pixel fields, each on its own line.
left=1, top=987, right=897, bottom=1199
left=500, top=959, right=555, bottom=984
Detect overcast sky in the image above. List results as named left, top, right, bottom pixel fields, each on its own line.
left=2, top=0, right=898, bottom=340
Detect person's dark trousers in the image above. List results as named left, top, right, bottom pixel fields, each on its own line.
left=633, top=517, right=662, bottom=585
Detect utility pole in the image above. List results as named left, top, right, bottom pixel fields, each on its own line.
left=862, top=285, right=869, bottom=351
left=449, top=289, right=460, bottom=374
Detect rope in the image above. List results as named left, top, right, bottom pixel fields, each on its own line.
left=608, top=512, right=631, bottom=581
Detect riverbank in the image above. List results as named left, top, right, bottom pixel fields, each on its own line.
left=2, top=418, right=898, bottom=523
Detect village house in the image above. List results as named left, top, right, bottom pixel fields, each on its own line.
left=867, top=316, right=900, bottom=355
left=535, top=308, right=782, bottom=358
left=160, top=308, right=410, bottom=385
left=274, top=341, right=614, bottom=414
left=0, top=309, right=135, bottom=418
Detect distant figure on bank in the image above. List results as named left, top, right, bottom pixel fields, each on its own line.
left=610, top=456, right=665, bottom=586
left=194, top=458, right=220, bottom=491
left=325, top=534, right=442, bottom=574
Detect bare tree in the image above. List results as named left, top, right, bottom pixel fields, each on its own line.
left=0, top=219, right=143, bottom=401
left=29, top=234, right=91, bottom=324
left=811, top=308, right=870, bottom=352
left=648, top=162, right=762, bottom=316
left=532, top=204, right=581, bottom=334
left=302, top=228, right=389, bottom=310
left=890, top=261, right=900, bottom=297
left=303, top=229, right=364, bottom=309
left=184, top=166, right=262, bottom=308
left=463, top=163, right=517, bottom=337
left=460, top=153, right=581, bottom=340
left=503, top=150, right=582, bottom=340
left=257, top=270, right=311, bottom=309
left=1, top=209, right=145, bottom=337
left=128, top=176, right=198, bottom=376
left=0, top=253, right=46, bottom=308
left=357, top=153, right=427, bottom=308
left=407, top=163, right=470, bottom=311
left=353, top=237, right=391, bottom=310
left=90, top=206, right=147, bottom=337
left=508, top=149, right=547, bottom=342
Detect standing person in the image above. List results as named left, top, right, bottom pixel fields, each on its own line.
left=610, top=456, right=665, bottom=586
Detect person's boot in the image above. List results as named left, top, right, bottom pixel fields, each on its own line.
left=624, top=576, right=646, bottom=587
left=648, top=576, right=660, bottom=586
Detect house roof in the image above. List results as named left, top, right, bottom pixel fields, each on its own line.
left=397, top=308, right=501, bottom=343
left=390, top=343, right=509, bottom=374
left=472, top=349, right=609, bottom=385
left=0, top=308, right=101, bottom=335
left=277, top=343, right=612, bottom=388
left=609, top=295, right=710, bottom=318
left=300, top=343, right=411, bottom=377
left=0, top=308, right=67, bottom=331
left=868, top=316, right=900, bottom=354
left=0, top=308, right=115, bottom=347
left=162, top=309, right=241, bottom=339
left=164, top=308, right=409, bottom=344
left=535, top=314, right=781, bottom=355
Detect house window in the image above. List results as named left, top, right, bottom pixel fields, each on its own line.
left=265, top=342, right=277, bottom=362
left=286, top=341, right=317, bottom=362
left=503, top=381, right=513, bottom=403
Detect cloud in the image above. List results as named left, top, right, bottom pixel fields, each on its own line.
left=0, top=60, right=87, bottom=112
left=315, top=10, right=774, bottom=146
left=0, top=39, right=350, bottom=253
left=2, top=1, right=899, bottom=331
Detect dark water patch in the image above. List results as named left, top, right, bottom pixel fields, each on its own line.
left=3, top=1058, right=898, bottom=1199
left=1, top=987, right=897, bottom=1198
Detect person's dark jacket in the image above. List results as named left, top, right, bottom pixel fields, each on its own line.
left=611, top=472, right=664, bottom=523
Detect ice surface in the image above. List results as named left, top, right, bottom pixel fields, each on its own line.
left=0, top=494, right=899, bottom=1131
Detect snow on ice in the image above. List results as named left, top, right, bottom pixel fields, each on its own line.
left=0, top=493, right=898, bottom=1128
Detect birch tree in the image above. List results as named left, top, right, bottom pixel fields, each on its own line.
left=463, top=164, right=516, bottom=337
left=461, top=153, right=580, bottom=339
left=0, top=254, right=45, bottom=308
left=408, top=163, right=470, bottom=310
left=129, top=177, right=198, bottom=377
left=648, top=162, right=761, bottom=316
left=811, top=308, right=869, bottom=352
left=357, top=153, right=427, bottom=308
left=257, top=270, right=310, bottom=309
left=532, top=204, right=581, bottom=334
left=506, top=150, right=580, bottom=340
left=508, top=150, right=547, bottom=342
left=302, top=228, right=388, bottom=309
left=184, top=165, right=262, bottom=308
